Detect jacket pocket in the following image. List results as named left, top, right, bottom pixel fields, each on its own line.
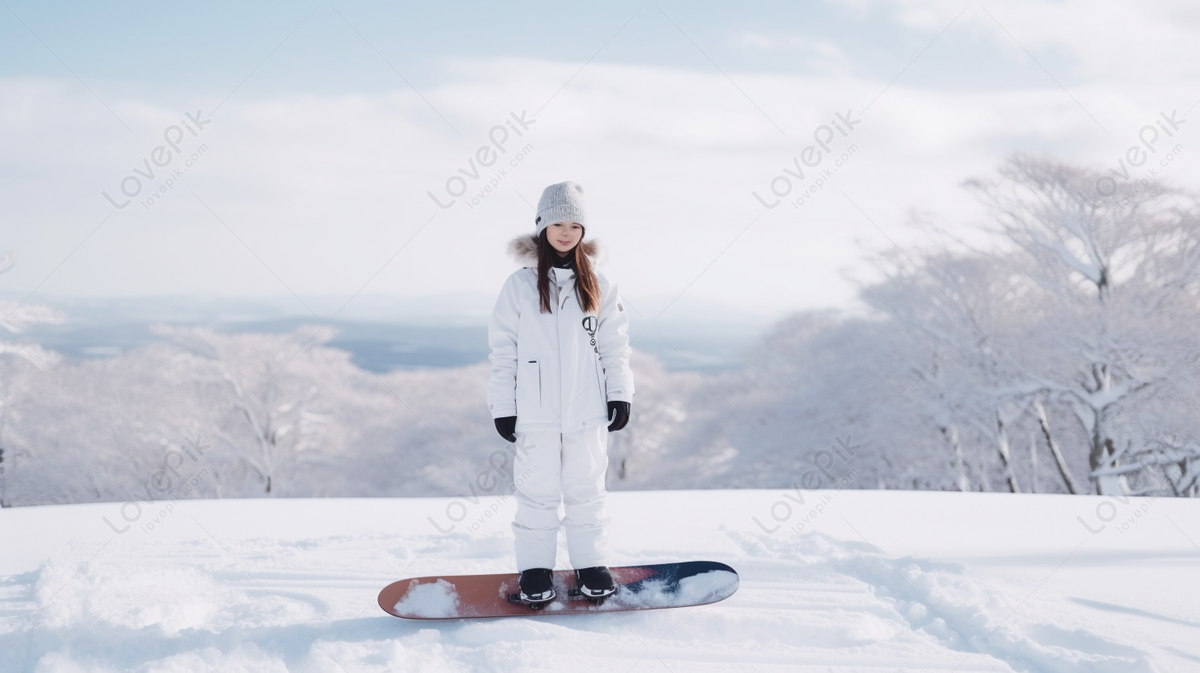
left=516, top=359, right=542, bottom=415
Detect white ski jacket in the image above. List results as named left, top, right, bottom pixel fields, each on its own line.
left=487, top=236, right=634, bottom=433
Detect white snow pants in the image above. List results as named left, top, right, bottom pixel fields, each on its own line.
left=512, top=424, right=611, bottom=571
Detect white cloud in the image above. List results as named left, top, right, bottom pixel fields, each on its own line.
left=854, top=0, right=1200, bottom=83
left=726, top=30, right=852, bottom=74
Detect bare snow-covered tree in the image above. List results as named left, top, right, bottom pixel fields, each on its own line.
left=763, top=154, right=1200, bottom=498
left=151, top=324, right=346, bottom=496
left=966, top=154, right=1200, bottom=495
left=860, top=241, right=1042, bottom=493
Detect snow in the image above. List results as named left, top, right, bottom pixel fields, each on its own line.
left=392, top=579, right=461, bottom=619
left=1, top=489, right=1198, bottom=672
left=616, top=570, right=740, bottom=610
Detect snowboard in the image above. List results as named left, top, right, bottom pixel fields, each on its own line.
left=378, top=561, right=739, bottom=620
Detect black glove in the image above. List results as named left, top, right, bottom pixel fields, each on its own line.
left=494, top=416, right=517, bottom=443
left=607, top=401, right=631, bottom=432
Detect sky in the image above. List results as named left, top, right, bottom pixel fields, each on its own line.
left=1, top=0, right=1198, bottom=324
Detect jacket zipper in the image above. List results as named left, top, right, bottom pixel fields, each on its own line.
left=557, top=276, right=607, bottom=413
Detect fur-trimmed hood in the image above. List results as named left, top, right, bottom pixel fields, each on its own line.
left=507, top=233, right=601, bottom=267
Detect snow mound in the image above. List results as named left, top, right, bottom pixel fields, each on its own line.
left=617, top=569, right=739, bottom=609
left=738, top=530, right=1160, bottom=672
left=392, top=579, right=461, bottom=618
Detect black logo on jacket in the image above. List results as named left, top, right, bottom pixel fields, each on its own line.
left=582, top=316, right=602, bottom=363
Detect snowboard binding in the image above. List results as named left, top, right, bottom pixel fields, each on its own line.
left=509, top=568, right=556, bottom=610
left=570, top=566, right=617, bottom=606
left=507, top=592, right=555, bottom=609
left=566, top=587, right=612, bottom=606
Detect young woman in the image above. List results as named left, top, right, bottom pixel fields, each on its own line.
left=486, top=180, right=634, bottom=605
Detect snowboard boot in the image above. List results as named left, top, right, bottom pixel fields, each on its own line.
left=573, top=566, right=616, bottom=604
left=516, top=568, right=556, bottom=606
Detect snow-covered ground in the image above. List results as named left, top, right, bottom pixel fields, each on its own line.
left=1, top=490, right=1197, bottom=672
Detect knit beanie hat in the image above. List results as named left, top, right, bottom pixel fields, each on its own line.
left=535, top=181, right=587, bottom=237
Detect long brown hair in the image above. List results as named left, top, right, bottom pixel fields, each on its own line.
left=536, top=228, right=600, bottom=314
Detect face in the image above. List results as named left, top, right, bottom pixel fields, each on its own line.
left=547, top=221, right=584, bottom=255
